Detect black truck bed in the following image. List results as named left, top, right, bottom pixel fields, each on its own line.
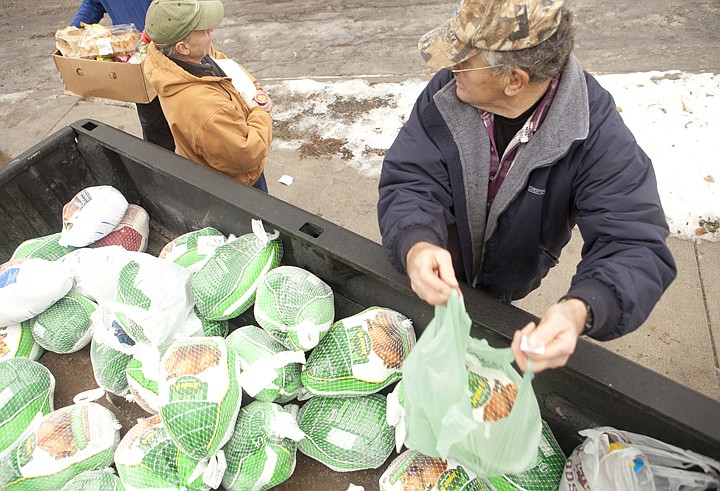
left=1, top=120, right=719, bottom=489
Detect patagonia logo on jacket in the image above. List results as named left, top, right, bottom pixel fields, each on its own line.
left=527, top=185, right=546, bottom=196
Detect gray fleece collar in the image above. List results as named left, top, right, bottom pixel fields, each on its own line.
left=433, top=54, right=589, bottom=279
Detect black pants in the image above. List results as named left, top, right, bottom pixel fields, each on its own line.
left=136, top=96, right=175, bottom=152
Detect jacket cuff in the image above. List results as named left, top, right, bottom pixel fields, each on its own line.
left=563, top=278, right=621, bottom=340
left=396, top=227, right=442, bottom=273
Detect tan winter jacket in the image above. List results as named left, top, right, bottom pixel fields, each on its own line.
left=143, top=43, right=272, bottom=186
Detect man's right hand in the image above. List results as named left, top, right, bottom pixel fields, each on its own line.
left=406, top=242, right=459, bottom=306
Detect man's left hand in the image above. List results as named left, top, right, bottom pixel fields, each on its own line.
left=510, top=298, right=587, bottom=373
left=254, top=90, right=273, bottom=114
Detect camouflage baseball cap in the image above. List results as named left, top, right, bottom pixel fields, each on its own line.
left=145, top=0, right=224, bottom=46
left=419, top=0, right=564, bottom=68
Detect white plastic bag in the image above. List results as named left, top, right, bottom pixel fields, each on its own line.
left=89, top=203, right=150, bottom=252
left=60, top=246, right=133, bottom=303
left=561, top=427, right=720, bottom=491
left=59, top=186, right=129, bottom=247
left=63, top=247, right=194, bottom=351
left=0, top=258, right=73, bottom=325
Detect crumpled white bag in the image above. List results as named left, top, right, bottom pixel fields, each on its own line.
left=560, top=427, right=720, bottom=491
left=61, top=247, right=194, bottom=351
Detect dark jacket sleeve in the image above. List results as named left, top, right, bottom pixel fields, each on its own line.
left=70, top=0, right=106, bottom=27
left=566, top=74, right=677, bottom=340
left=377, top=71, right=457, bottom=274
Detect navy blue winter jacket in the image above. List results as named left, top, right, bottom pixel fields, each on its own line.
left=71, top=0, right=152, bottom=31
left=377, top=55, right=676, bottom=341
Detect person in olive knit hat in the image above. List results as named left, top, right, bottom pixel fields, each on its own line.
left=143, top=0, right=272, bottom=191
left=377, top=0, right=676, bottom=372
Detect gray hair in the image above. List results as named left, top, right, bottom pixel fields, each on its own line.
left=158, top=36, right=190, bottom=58
left=481, top=7, right=575, bottom=83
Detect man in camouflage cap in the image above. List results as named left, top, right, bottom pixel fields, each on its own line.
left=378, top=0, right=676, bottom=372
left=419, top=0, right=563, bottom=67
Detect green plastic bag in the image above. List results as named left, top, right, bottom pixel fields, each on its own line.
left=402, top=291, right=542, bottom=478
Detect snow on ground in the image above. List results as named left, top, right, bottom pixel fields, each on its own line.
left=265, top=71, right=719, bottom=240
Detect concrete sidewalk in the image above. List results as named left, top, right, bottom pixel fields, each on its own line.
left=1, top=88, right=718, bottom=402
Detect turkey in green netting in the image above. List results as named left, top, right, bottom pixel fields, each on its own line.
left=483, top=420, right=565, bottom=490
left=0, top=358, right=54, bottom=458
left=11, top=233, right=76, bottom=261
left=254, top=265, right=334, bottom=351
left=297, top=394, right=394, bottom=472
left=226, top=325, right=304, bottom=403
left=159, top=227, right=227, bottom=272
left=158, top=337, right=242, bottom=461
left=379, top=449, right=489, bottom=491
left=0, top=402, right=120, bottom=491
left=126, top=343, right=162, bottom=414
left=61, top=469, right=125, bottom=491
left=114, top=414, right=211, bottom=491
left=0, top=322, right=44, bottom=363
left=192, top=232, right=282, bottom=320
left=221, top=401, right=304, bottom=491
left=90, top=305, right=136, bottom=396
left=378, top=421, right=565, bottom=491
left=30, top=292, right=97, bottom=354
left=302, top=307, right=415, bottom=397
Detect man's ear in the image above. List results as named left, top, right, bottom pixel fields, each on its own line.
left=175, top=40, right=190, bottom=56
left=504, top=69, right=530, bottom=96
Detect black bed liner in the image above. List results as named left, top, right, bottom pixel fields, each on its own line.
left=2, top=120, right=718, bottom=489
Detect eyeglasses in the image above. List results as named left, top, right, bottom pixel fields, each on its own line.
left=450, top=64, right=504, bottom=73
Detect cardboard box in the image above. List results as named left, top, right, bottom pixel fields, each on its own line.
left=53, top=51, right=156, bottom=103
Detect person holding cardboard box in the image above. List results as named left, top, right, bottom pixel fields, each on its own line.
left=70, top=0, right=176, bottom=152
left=143, top=0, right=272, bottom=191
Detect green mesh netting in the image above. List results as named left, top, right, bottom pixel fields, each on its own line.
left=196, top=307, right=229, bottom=338
left=221, top=401, right=304, bottom=491
left=0, top=402, right=120, bottom=491
left=114, top=414, right=209, bottom=491
left=192, top=233, right=283, bottom=321
left=301, top=307, right=415, bottom=397
left=158, top=337, right=242, bottom=461
left=60, top=469, right=125, bottom=491
left=484, top=420, right=565, bottom=490
left=0, top=322, right=44, bottom=363
left=380, top=420, right=565, bottom=490
left=159, top=227, right=226, bottom=271
left=90, top=307, right=136, bottom=396
left=380, top=449, right=492, bottom=491
left=297, top=394, right=394, bottom=472
left=126, top=344, right=161, bottom=414
left=254, top=265, right=335, bottom=351
left=11, top=233, right=76, bottom=261
left=30, top=292, right=97, bottom=354
left=226, top=325, right=304, bottom=403
left=0, top=358, right=54, bottom=457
